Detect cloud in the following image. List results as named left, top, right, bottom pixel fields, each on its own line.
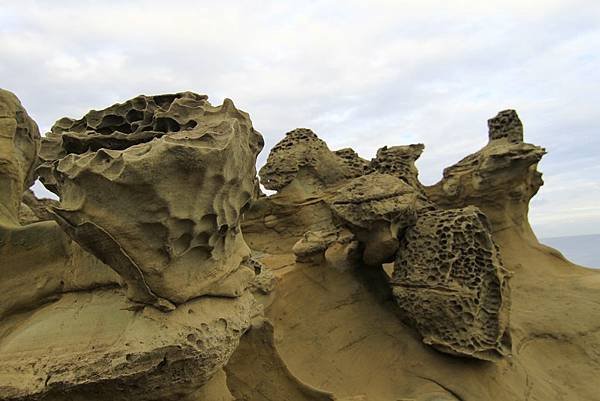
left=2, top=0, right=599, bottom=237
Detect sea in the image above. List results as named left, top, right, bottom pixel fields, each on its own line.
left=540, top=234, right=600, bottom=269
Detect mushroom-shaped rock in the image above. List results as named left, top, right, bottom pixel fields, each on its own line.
left=391, top=206, right=511, bottom=361
left=328, top=173, right=420, bottom=265
left=38, top=93, right=264, bottom=307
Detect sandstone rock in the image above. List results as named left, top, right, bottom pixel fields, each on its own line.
left=0, top=289, right=257, bottom=401
left=391, top=206, right=511, bottom=361
left=333, top=147, right=371, bottom=176
left=38, top=93, right=264, bottom=307
left=225, top=320, right=340, bottom=401
left=258, top=128, right=364, bottom=193
left=327, top=173, right=419, bottom=265
left=0, top=89, right=40, bottom=227
left=293, top=229, right=361, bottom=269
left=244, top=257, right=277, bottom=295
left=0, top=92, right=118, bottom=320
left=243, top=194, right=337, bottom=254
left=293, top=230, right=343, bottom=264
left=248, top=129, right=428, bottom=262
left=426, top=110, right=546, bottom=240
left=0, top=92, right=269, bottom=401
left=369, top=144, right=425, bottom=192
left=21, top=189, right=58, bottom=222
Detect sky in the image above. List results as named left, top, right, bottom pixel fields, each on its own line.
left=1, top=0, right=599, bottom=238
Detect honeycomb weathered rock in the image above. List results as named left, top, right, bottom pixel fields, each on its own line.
left=391, top=206, right=511, bottom=361
left=258, top=128, right=364, bottom=192
left=369, top=144, right=425, bottom=192
left=487, top=109, right=523, bottom=143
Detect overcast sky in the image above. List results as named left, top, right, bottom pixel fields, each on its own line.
left=1, top=0, right=599, bottom=238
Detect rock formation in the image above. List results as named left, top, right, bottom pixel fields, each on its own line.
left=38, top=92, right=264, bottom=307
left=258, top=128, right=366, bottom=194
left=247, top=125, right=511, bottom=361
left=328, top=173, right=419, bottom=265
left=0, top=89, right=40, bottom=227
left=0, top=290, right=256, bottom=400
left=0, top=91, right=262, bottom=400
left=1, top=90, right=599, bottom=401
left=392, top=206, right=511, bottom=361
left=426, top=109, right=546, bottom=242
left=0, top=90, right=118, bottom=321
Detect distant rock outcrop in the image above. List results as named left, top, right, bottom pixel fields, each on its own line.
left=259, top=128, right=365, bottom=194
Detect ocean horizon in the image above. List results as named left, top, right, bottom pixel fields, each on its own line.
left=540, top=234, right=600, bottom=269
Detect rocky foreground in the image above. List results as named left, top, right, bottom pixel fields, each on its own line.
left=1, top=89, right=599, bottom=400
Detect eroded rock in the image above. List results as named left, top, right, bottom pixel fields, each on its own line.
left=38, top=93, right=264, bottom=306
left=258, top=128, right=365, bottom=194
left=0, top=289, right=257, bottom=401
left=0, top=89, right=40, bottom=227
left=370, top=144, right=425, bottom=192
left=391, top=206, right=511, bottom=361
left=292, top=228, right=361, bottom=271
left=426, top=109, right=546, bottom=239
left=0, top=91, right=118, bottom=320
left=328, top=173, right=419, bottom=265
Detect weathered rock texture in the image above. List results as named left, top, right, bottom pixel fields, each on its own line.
left=0, top=91, right=262, bottom=401
left=370, top=144, right=425, bottom=192
left=0, top=90, right=118, bottom=320
left=38, top=92, right=264, bottom=307
left=2, top=89, right=599, bottom=401
left=0, top=289, right=256, bottom=401
left=426, top=109, right=546, bottom=241
left=328, top=173, right=418, bottom=265
left=259, top=128, right=366, bottom=194
left=0, top=89, right=40, bottom=227
left=391, top=206, right=511, bottom=361
left=246, top=125, right=512, bottom=361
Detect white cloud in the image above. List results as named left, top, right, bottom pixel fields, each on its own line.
left=1, top=0, right=599, bottom=237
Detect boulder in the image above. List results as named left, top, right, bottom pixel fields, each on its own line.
left=38, top=93, right=264, bottom=306
left=391, top=206, right=511, bottom=361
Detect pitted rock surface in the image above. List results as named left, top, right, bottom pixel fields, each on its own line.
left=391, top=206, right=511, bottom=361
left=426, top=110, right=546, bottom=238
left=369, top=144, right=425, bottom=192
left=258, top=128, right=365, bottom=192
